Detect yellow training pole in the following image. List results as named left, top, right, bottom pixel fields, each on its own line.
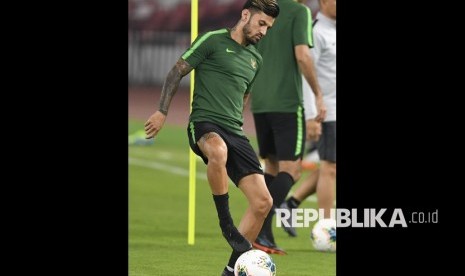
left=188, top=0, right=198, bottom=245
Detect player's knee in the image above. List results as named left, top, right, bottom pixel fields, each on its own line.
left=321, top=162, right=336, bottom=178
left=328, top=165, right=336, bottom=178
left=208, top=145, right=228, bottom=166
left=265, top=194, right=273, bottom=213
left=254, top=194, right=273, bottom=218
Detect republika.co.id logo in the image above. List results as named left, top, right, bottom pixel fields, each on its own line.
left=275, top=208, right=439, bottom=228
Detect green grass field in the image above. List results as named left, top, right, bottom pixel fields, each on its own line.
left=129, top=120, right=336, bottom=275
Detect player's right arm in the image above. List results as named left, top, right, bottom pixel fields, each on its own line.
left=295, top=44, right=326, bottom=122
left=302, top=81, right=321, bottom=141
left=144, top=59, right=193, bottom=139
left=293, top=6, right=327, bottom=122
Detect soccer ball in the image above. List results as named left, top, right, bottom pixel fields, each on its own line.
left=234, top=249, right=276, bottom=276
left=311, top=218, right=336, bottom=252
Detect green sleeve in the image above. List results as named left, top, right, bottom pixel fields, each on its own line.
left=293, top=6, right=314, bottom=48
left=181, top=32, right=214, bottom=68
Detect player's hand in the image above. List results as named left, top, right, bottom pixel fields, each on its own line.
left=306, top=119, right=321, bottom=142
left=315, top=96, right=327, bottom=123
left=144, top=111, right=166, bottom=139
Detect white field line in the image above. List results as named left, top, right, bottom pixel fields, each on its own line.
left=129, top=157, right=317, bottom=202
left=129, top=148, right=175, bottom=160
left=129, top=157, right=207, bottom=180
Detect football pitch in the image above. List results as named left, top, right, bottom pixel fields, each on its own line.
left=129, top=120, right=336, bottom=275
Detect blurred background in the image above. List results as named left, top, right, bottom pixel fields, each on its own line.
left=128, top=0, right=320, bottom=129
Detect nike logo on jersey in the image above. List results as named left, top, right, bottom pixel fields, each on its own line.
left=226, top=48, right=235, bottom=53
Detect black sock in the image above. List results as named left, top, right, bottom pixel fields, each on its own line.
left=268, top=172, right=295, bottom=207
left=287, top=196, right=301, bottom=209
left=258, top=172, right=295, bottom=243
left=227, top=250, right=243, bottom=269
left=264, top=173, right=275, bottom=188
left=213, top=193, right=233, bottom=229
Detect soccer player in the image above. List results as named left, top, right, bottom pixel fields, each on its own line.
left=249, top=0, right=327, bottom=254
left=281, top=0, right=337, bottom=237
left=143, top=1, right=280, bottom=275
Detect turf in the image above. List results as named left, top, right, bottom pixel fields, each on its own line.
left=129, top=120, right=336, bottom=275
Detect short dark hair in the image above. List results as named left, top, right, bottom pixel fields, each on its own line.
left=243, top=0, right=280, bottom=18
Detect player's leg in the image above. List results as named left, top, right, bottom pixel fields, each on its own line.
left=259, top=159, right=300, bottom=241
left=316, top=162, right=336, bottom=218
left=316, top=121, right=336, bottom=219
left=220, top=132, right=272, bottom=275
left=293, top=169, right=319, bottom=202
left=264, top=155, right=279, bottom=176
left=237, top=174, right=273, bottom=242
left=222, top=175, right=272, bottom=276
left=251, top=113, right=285, bottom=254
left=187, top=122, right=250, bottom=253
left=253, top=112, right=278, bottom=180
left=254, top=109, right=306, bottom=254
left=301, top=140, right=320, bottom=171
left=288, top=139, right=320, bottom=206
left=280, top=168, right=319, bottom=237
left=197, top=132, right=229, bottom=195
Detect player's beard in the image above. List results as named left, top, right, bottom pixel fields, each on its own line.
left=243, top=19, right=262, bottom=45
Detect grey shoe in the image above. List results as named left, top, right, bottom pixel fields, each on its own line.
left=279, top=202, right=297, bottom=237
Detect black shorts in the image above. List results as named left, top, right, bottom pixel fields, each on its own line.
left=187, top=121, right=263, bottom=186
left=317, top=121, right=336, bottom=162
left=253, top=109, right=306, bottom=161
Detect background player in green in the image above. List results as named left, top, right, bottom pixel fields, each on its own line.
left=282, top=0, right=337, bottom=237
left=144, top=1, right=280, bottom=275
left=250, top=0, right=327, bottom=254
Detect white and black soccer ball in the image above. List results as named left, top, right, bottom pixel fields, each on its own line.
left=234, top=249, right=276, bottom=276
left=311, top=218, right=336, bottom=252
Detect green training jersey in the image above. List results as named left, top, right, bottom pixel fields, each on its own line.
left=250, top=0, right=313, bottom=113
left=182, top=28, right=262, bottom=136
